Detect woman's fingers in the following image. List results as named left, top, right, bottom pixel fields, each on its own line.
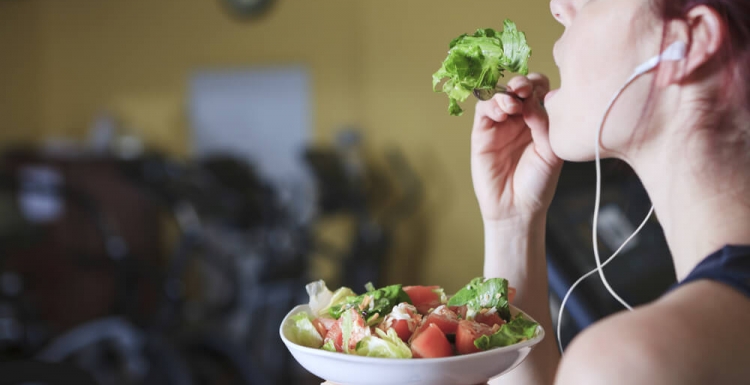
left=527, top=72, right=551, bottom=96
left=472, top=115, right=527, bottom=153
left=472, top=72, right=558, bottom=160
left=474, top=93, right=522, bottom=130
left=475, top=73, right=550, bottom=129
left=494, top=93, right=523, bottom=115
left=506, top=76, right=534, bottom=99
left=507, top=73, right=550, bottom=99
left=474, top=99, right=505, bottom=128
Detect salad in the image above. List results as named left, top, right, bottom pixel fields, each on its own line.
left=432, top=19, right=532, bottom=116
left=287, top=277, right=539, bottom=359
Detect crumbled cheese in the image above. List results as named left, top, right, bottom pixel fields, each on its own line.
left=388, top=303, right=418, bottom=321
left=384, top=303, right=420, bottom=331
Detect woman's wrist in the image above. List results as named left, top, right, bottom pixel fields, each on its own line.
left=483, top=218, right=547, bottom=276
left=482, top=215, right=550, bottom=314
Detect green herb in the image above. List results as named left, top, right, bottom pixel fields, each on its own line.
left=432, top=19, right=532, bottom=116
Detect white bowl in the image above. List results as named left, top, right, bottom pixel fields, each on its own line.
left=279, top=304, right=545, bottom=385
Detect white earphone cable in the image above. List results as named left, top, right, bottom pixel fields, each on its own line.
left=556, top=206, right=653, bottom=354
left=556, top=71, right=656, bottom=354
left=591, top=71, right=654, bottom=313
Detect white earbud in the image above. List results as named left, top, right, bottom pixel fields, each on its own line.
left=633, top=41, right=687, bottom=76
left=556, top=40, right=687, bottom=355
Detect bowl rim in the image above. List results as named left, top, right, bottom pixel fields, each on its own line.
left=279, top=303, right=545, bottom=364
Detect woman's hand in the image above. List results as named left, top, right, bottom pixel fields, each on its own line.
left=472, top=73, right=562, bottom=225
left=477, top=73, right=562, bottom=385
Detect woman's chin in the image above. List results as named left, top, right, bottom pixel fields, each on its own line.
left=549, top=128, right=594, bottom=162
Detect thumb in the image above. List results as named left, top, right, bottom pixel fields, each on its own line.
left=523, top=90, right=559, bottom=166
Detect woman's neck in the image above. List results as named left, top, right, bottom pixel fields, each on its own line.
left=629, top=129, right=750, bottom=280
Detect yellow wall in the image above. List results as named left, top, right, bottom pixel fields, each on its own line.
left=0, top=1, right=42, bottom=142
left=0, top=0, right=562, bottom=292
left=31, top=0, right=365, bottom=156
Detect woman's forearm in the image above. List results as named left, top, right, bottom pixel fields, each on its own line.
left=483, top=216, right=559, bottom=385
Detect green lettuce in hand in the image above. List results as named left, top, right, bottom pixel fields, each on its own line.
left=355, top=328, right=413, bottom=359
left=288, top=312, right=324, bottom=349
left=432, top=19, right=532, bottom=116
left=473, top=314, right=539, bottom=350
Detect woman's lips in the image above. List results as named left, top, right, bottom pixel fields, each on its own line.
left=544, top=89, right=559, bottom=104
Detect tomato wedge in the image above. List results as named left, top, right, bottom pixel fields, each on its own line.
left=323, top=320, right=343, bottom=352
left=475, top=311, right=506, bottom=327
left=391, top=319, right=413, bottom=342
left=403, top=285, right=443, bottom=314
left=410, top=323, right=453, bottom=358
left=455, top=320, right=494, bottom=355
left=413, top=305, right=459, bottom=338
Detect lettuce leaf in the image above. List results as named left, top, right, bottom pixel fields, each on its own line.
left=341, top=309, right=355, bottom=353
left=305, top=279, right=357, bottom=318
left=321, top=339, right=337, bottom=352
left=473, top=314, right=539, bottom=350
left=355, top=328, right=412, bottom=359
left=329, top=284, right=411, bottom=320
left=288, top=313, right=324, bottom=348
left=498, top=19, right=532, bottom=75
left=306, top=280, right=333, bottom=315
left=432, top=19, right=531, bottom=116
left=447, top=277, right=511, bottom=321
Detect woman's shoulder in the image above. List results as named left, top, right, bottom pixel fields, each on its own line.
left=555, top=280, right=750, bottom=385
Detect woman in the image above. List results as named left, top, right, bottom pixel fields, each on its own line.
left=479, top=0, right=750, bottom=384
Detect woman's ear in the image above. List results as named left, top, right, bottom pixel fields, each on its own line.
left=656, top=5, right=726, bottom=87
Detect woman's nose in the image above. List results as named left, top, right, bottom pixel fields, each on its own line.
left=550, top=0, right=575, bottom=27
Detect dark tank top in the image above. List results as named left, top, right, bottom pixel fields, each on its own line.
left=672, top=245, right=750, bottom=298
